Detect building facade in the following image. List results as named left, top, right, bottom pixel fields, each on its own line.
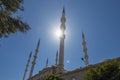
left=29, top=57, right=120, bottom=80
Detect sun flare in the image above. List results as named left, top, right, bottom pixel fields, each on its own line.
left=55, top=28, right=62, bottom=38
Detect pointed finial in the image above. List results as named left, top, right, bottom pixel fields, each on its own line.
left=82, top=32, right=85, bottom=39
left=61, top=7, right=66, bottom=27
left=63, top=7, right=65, bottom=14
left=29, top=51, right=32, bottom=58
left=37, top=39, right=40, bottom=50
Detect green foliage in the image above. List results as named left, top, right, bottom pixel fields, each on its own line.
left=84, top=60, right=120, bottom=80
left=0, top=0, right=23, bottom=12
left=0, top=0, right=30, bottom=38
left=43, top=74, right=63, bottom=80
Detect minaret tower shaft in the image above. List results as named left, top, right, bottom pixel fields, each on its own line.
left=29, top=39, right=40, bottom=78
left=82, top=32, right=89, bottom=66
left=46, top=58, right=48, bottom=68
left=55, top=50, right=58, bottom=65
left=23, top=52, right=32, bottom=80
left=59, top=8, right=66, bottom=69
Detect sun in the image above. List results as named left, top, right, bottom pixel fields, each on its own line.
left=55, top=28, right=62, bottom=38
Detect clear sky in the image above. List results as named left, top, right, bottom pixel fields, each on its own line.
left=0, top=0, right=120, bottom=80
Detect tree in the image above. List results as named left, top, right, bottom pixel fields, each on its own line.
left=84, top=60, right=120, bottom=80
left=0, top=0, right=30, bottom=38
left=43, top=74, right=63, bottom=80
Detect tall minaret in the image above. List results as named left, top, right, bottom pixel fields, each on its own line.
left=23, top=52, right=32, bottom=80
left=29, top=39, right=40, bottom=78
left=59, top=8, right=66, bottom=69
left=46, top=58, right=48, bottom=68
left=82, top=32, right=89, bottom=66
left=55, top=50, right=58, bottom=65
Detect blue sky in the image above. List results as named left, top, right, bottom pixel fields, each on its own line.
left=0, top=0, right=120, bottom=80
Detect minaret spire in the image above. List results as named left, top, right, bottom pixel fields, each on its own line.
left=59, top=8, right=66, bottom=69
left=23, top=52, right=32, bottom=80
left=29, top=39, right=40, bottom=79
left=82, top=32, right=89, bottom=66
left=46, top=58, right=48, bottom=68
left=55, top=50, right=58, bottom=65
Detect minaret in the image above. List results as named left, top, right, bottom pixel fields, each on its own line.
left=82, top=32, right=89, bottom=66
left=55, top=50, right=58, bottom=65
left=23, top=52, right=32, bottom=80
left=29, top=39, right=40, bottom=79
left=46, top=58, right=48, bottom=68
left=59, top=8, right=66, bottom=69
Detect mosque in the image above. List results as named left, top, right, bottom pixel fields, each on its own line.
left=22, top=8, right=120, bottom=80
